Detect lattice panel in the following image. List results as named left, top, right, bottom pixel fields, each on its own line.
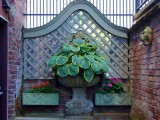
left=23, top=10, right=129, bottom=79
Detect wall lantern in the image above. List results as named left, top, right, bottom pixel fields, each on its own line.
left=140, top=26, right=153, bottom=45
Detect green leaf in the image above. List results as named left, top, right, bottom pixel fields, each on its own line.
left=86, top=43, right=97, bottom=49
left=86, top=55, right=94, bottom=62
left=88, top=41, right=97, bottom=46
left=94, top=55, right=100, bottom=61
left=56, top=56, right=68, bottom=65
left=84, top=68, right=94, bottom=82
left=78, top=56, right=90, bottom=69
left=95, top=56, right=105, bottom=62
left=99, top=57, right=106, bottom=62
left=100, top=61, right=109, bottom=72
left=47, top=56, right=57, bottom=67
left=73, top=38, right=85, bottom=46
left=57, top=64, right=68, bottom=77
left=72, top=55, right=78, bottom=65
left=91, top=61, right=102, bottom=73
left=62, top=45, right=71, bottom=52
left=71, top=46, right=80, bottom=52
left=80, top=45, right=90, bottom=52
left=68, top=63, right=79, bottom=76
left=88, top=52, right=95, bottom=56
left=68, top=51, right=74, bottom=58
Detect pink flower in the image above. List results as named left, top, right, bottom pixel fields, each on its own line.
left=110, top=77, right=115, bottom=81
left=108, top=83, right=113, bottom=87
left=116, top=78, right=122, bottom=83
left=112, top=80, right=116, bottom=84
left=110, top=78, right=118, bottom=84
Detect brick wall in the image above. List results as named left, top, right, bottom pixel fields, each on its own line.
left=129, top=6, right=160, bottom=120
left=8, top=0, right=25, bottom=119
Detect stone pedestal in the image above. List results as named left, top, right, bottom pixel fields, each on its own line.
left=65, top=88, right=93, bottom=116
left=58, top=76, right=100, bottom=116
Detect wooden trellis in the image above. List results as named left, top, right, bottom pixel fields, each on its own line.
left=23, top=1, right=129, bottom=79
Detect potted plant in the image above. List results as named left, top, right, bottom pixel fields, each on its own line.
left=48, top=32, right=109, bottom=84
left=47, top=31, right=109, bottom=115
left=95, top=77, right=131, bottom=106
left=22, top=81, right=59, bottom=105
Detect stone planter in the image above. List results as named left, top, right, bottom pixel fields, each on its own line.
left=95, top=93, right=131, bottom=106
left=22, top=93, right=59, bottom=105
left=58, top=76, right=99, bottom=116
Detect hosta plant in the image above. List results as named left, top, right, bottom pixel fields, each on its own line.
left=47, top=37, right=109, bottom=82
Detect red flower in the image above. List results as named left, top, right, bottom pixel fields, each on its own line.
left=41, top=81, right=49, bottom=87
left=33, top=84, right=40, bottom=89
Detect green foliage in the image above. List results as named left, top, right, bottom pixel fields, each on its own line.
left=48, top=37, right=109, bottom=82
left=98, top=78, right=124, bottom=94
left=24, top=81, right=59, bottom=93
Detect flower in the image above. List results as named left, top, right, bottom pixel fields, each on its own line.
left=101, top=78, right=124, bottom=94
left=25, top=81, right=59, bottom=93
left=107, top=83, right=113, bottom=87
left=41, top=81, right=49, bottom=87
left=33, top=84, right=40, bottom=89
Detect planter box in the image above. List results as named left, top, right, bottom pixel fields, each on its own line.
left=22, top=93, right=59, bottom=105
left=95, top=93, right=131, bottom=106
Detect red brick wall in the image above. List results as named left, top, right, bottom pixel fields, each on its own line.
left=129, top=9, right=160, bottom=120
left=7, top=0, right=25, bottom=119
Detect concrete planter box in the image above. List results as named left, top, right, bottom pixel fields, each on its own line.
left=95, top=93, right=131, bottom=106
left=22, top=93, right=59, bottom=105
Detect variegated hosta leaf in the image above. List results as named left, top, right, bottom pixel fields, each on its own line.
left=68, top=63, right=79, bottom=76
left=73, top=38, right=85, bottom=46
left=57, top=64, right=68, bottom=77
left=63, top=44, right=71, bottom=52
left=95, top=55, right=106, bottom=62
left=78, top=56, right=90, bottom=69
left=80, top=45, right=90, bottom=52
left=72, top=55, right=78, bottom=65
left=91, top=61, right=102, bottom=73
left=86, top=55, right=94, bottom=62
left=86, top=43, right=97, bottom=51
left=100, top=61, right=109, bottom=72
left=71, top=46, right=80, bottom=52
left=47, top=56, right=57, bottom=67
left=68, top=51, right=74, bottom=58
left=99, top=57, right=106, bottom=62
left=56, top=56, right=68, bottom=65
left=84, top=68, right=94, bottom=82
left=88, top=41, right=97, bottom=46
